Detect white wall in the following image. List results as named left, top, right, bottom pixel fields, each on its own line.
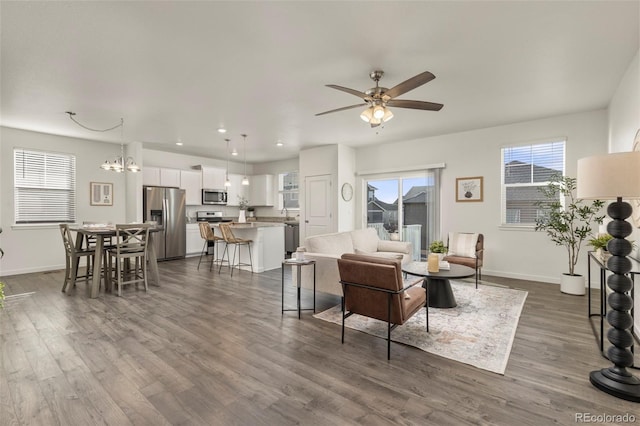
left=337, top=145, right=356, bottom=232
left=0, top=127, right=128, bottom=276
left=356, top=109, right=608, bottom=284
left=607, top=49, right=640, bottom=333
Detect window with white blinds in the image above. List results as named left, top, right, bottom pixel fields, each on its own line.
left=501, top=140, right=565, bottom=225
left=14, top=148, right=77, bottom=224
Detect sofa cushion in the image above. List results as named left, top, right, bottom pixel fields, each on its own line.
left=447, top=232, right=479, bottom=258
left=355, top=248, right=403, bottom=260
left=305, top=232, right=354, bottom=255
left=350, top=228, right=380, bottom=253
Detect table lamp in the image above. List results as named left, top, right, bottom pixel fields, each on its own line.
left=577, top=150, right=640, bottom=402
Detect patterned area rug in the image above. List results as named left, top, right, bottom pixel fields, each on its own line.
left=313, top=281, right=528, bottom=374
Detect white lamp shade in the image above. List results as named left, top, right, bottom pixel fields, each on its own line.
left=360, top=107, right=373, bottom=122
left=577, top=151, right=640, bottom=200
left=373, top=105, right=385, bottom=119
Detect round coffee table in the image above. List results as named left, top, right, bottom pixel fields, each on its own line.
left=402, top=262, right=475, bottom=308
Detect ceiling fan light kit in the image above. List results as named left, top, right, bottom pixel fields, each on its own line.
left=317, top=69, right=443, bottom=127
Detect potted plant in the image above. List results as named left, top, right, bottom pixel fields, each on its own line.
left=588, top=233, right=613, bottom=260
left=384, top=222, right=399, bottom=241
left=237, top=196, right=249, bottom=223
left=429, top=240, right=447, bottom=261
left=535, top=174, right=604, bottom=295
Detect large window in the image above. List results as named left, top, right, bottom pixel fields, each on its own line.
left=278, top=171, right=299, bottom=210
left=501, top=140, right=565, bottom=226
left=14, top=148, right=77, bottom=224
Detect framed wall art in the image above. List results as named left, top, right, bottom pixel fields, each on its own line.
left=456, top=176, right=483, bottom=202
left=90, top=182, right=113, bottom=206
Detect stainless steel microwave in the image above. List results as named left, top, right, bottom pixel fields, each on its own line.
left=202, top=188, right=227, bottom=205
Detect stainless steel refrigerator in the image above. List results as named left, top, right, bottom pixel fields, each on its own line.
left=143, top=186, right=186, bottom=260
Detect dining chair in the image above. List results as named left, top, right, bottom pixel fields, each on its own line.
left=59, top=224, right=96, bottom=293
left=218, top=223, right=253, bottom=276
left=105, top=223, right=151, bottom=296
left=81, top=221, right=114, bottom=276
left=197, top=222, right=225, bottom=271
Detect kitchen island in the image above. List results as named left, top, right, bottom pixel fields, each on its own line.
left=213, top=222, right=285, bottom=273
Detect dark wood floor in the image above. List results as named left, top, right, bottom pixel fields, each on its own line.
left=1, top=258, right=639, bottom=425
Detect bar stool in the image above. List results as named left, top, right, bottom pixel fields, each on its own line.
left=59, top=224, right=95, bottom=293
left=218, top=223, right=253, bottom=276
left=197, top=222, right=224, bottom=271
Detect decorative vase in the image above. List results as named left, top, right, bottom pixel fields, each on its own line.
left=560, top=273, right=585, bottom=295
left=389, top=232, right=400, bottom=241
left=238, top=210, right=246, bottom=223
left=436, top=253, right=445, bottom=262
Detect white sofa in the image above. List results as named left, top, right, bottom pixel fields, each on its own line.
left=296, top=228, right=413, bottom=296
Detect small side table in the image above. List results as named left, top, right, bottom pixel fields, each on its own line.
left=282, top=259, right=316, bottom=319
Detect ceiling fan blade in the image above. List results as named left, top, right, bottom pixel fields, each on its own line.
left=383, top=71, right=436, bottom=99
left=386, top=99, right=443, bottom=111
left=326, top=84, right=370, bottom=100
left=370, top=122, right=381, bottom=128
left=315, top=103, right=368, bottom=116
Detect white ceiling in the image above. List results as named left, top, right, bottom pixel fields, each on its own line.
left=1, top=1, right=638, bottom=164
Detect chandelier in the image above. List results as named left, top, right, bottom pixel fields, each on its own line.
left=66, top=111, right=140, bottom=173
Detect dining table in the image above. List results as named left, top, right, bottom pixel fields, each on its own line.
left=69, top=223, right=162, bottom=298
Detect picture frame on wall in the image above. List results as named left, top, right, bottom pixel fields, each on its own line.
left=456, top=176, right=483, bottom=202
left=90, top=182, right=113, bottom=206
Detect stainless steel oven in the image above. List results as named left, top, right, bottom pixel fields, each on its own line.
left=202, top=188, right=227, bottom=205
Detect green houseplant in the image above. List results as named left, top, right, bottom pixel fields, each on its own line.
left=429, top=240, right=447, bottom=254
left=588, top=233, right=613, bottom=259
left=535, top=174, right=604, bottom=294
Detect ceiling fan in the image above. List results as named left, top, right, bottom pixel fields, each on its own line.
left=316, top=70, right=443, bottom=127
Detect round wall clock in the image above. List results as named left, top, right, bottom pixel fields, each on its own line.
left=631, top=129, right=640, bottom=227
left=341, top=183, right=353, bottom=201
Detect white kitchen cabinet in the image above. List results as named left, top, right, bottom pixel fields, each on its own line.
left=143, top=167, right=161, bottom=186
left=198, top=166, right=226, bottom=189
left=250, top=174, right=274, bottom=206
left=180, top=170, right=202, bottom=205
left=186, top=223, right=204, bottom=255
left=226, top=174, right=248, bottom=206
left=160, top=168, right=181, bottom=187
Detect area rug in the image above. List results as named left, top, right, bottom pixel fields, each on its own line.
left=313, top=281, right=528, bottom=374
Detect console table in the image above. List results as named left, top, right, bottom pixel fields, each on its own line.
left=587, top=251, right=639, bottom=366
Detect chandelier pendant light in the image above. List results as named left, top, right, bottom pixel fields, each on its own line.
left=66, top=111, right=140, bottom=173
left=224, top=138, right=232, bottom=187
left=241, top=134, right=249, bottom=186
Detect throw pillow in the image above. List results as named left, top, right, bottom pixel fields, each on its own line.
left=447, top=232, right=479, bottom=258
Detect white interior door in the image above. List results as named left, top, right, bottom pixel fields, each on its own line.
left=304, top=174, right=332, bottom=238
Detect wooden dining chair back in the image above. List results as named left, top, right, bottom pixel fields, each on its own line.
left=59, top=224, right=95, bottom=293
left=106, top=223, right=151, bottom=296
left=337, top=253, right=427, bottom=359
left=218, top=223, right=253, bottom=276
left=197, top=222, right=224, bottom=271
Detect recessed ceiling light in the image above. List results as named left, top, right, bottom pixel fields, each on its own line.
left=176, top=141, right=183, bottom=146
left=276, top=141, right=284, bottom=147
left=217, top=128, right=227, bottom=134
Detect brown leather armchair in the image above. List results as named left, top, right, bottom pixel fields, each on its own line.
left=337, top=253, right=427, bottom=360
left=443, top=233, right=484, bottom=288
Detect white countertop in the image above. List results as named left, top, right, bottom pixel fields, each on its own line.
left=211, top=222, right=285, bottom=228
